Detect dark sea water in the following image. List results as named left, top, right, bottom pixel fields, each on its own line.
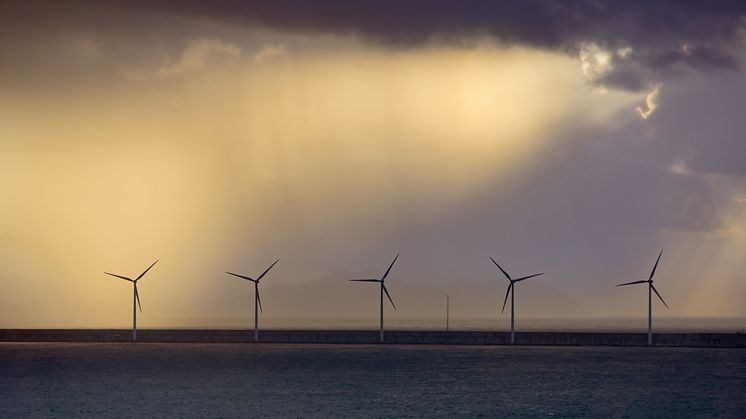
left=1, top=343, right=744, bottom=418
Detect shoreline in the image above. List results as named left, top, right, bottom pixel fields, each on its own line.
left=1, top=329, right=744, bottom=347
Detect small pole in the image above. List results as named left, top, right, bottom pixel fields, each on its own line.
left=446, top=294, right=450, bottom=331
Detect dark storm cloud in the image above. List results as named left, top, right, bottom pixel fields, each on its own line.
left=132, top=0, right=746, bottom=89
left=3, top=0, right=745, bottom=90
left=596, top=44, right=743, bottom=91
left=649, top=45, right=741, bottom=72
left=136, top=0, right=745, bottom=47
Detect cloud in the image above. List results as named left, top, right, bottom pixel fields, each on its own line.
left=2, top=0, right=746, bottom=323
left=636, top=84, right=661, bottom=119
left=133, top=1, right=746, bottom=90
left=579, top=42, right=613, bottom=81
left=617, top=47, right=633, bottom=58
left=253, top=44, right=286, bottom=63
left=124, top=38, right=240, bottom=80
left=63, top=33, right=102, bottom=60
left=578, top=43, right=649, bottom=91
left=648, top=44, right=740, bottom=72
left=651, top=69, right=746, bottom=177
left=669, top=160, right=693, bottom=176
left=4, top=1, right=744, bottom=91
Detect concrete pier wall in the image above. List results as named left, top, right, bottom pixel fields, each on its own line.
left=1, top=329, right=744, bottom=347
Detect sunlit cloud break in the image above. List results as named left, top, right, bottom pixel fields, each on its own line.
left=579, top=42, right=613, bottom=82
left=636, top=84, right=662, bottom=120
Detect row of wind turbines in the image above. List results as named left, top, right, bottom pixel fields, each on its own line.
left=104, top=250, right=669, bottom=345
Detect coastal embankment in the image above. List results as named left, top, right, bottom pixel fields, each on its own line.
left=1, top=329, right=744, bottom=347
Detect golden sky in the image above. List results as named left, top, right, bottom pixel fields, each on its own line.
left=1, top=2, right=745, bottom=328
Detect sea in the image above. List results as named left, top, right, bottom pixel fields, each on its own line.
left=1, top=342, right=744, bottom=417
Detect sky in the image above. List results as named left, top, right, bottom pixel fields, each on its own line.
left=1, top=1, right=745, bottom=329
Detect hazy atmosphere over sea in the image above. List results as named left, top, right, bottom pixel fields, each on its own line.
left=1, top=1, right=746, bottom=329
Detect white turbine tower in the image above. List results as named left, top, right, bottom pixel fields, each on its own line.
left=104, top=260, right=158, bottom=341
left=489, top=257, right=543, bottom=344
left=350, top=253, right=399, bottom=343
left=616, top=250, right=669, bottom=346
left=226, top=259, right=279, bottom=342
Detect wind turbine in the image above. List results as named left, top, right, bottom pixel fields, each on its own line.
left=104, top=260, right=158, bottom=341
left=350, top=253, right=399, bottom=343
left=616, top=250, right=669, bottom=346
left=489, top=257, right=543, bottom=344
left=226, top=259, right=279, bottom=342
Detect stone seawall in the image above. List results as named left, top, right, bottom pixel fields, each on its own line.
left=1, top=329, right=745, bottom=347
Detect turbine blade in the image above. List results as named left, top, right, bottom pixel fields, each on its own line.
left=135, top=285, right=142, bottom=312
left=349, top=279, right=381, bottom=282
left=514, top=273, right=544, bottom=282
left=226, top=272, right=256, bottom=282
left=616, top=280, right=648, bottom=287
left=501, top=283, right=513, bottom=314
left=648, top=250, right=663, bottom=281
left=256, top=287, right=263, bottom=313
left=382, top=284, right=397, bottom=310
left=104, top=272, right=133, bottom=282
left=489, top=257, right=512, bottom=281
left=381, top=253, right=400, bottom=281
left=651, top=284, right=669, bottom=309
left=135, top=260, right=158, bottom=282
left=256, top=259, right=279, bottom=282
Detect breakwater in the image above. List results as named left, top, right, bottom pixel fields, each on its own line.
left=1, top=329, right=744, bottom=347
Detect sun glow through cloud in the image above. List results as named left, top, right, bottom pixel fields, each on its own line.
left=0, top=36, right=645, bottom=327
left=636, top=84, right=662, bottom=119
left=1, top=1, right=744, bottom=328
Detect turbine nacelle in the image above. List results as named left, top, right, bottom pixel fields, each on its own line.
left=489, top=257, right=543, bottom=314
left=615, top=250, right=668, bottom=309
left=104, top=260, right=158, bottom=313
left=350, top=253, right=399, bottom=310
left=225, top=259, right=279, bottom=314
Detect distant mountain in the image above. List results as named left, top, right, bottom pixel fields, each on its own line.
left=206, top=270, right=587, bottom=327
